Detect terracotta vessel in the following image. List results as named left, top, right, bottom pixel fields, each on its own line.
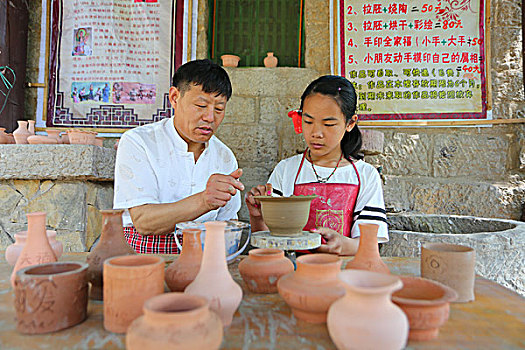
left=27, top=135, right=58, bottom=144
left=27, top=120, right=35, bottom=135
left=86, top=209, right=136, bottom=300
left=126, top=293, right=223, bottom=350
left=6, top=133, right=15, bottom=144
left=345, top=223, right=390, bottom=274
left=104, top=255, right=164, bottom=333
left=263, top=52, right=278, bottom=67
left=165, top=228, right=203, bottom=292
left=277, top=253, right=345, bottom=323
left=5, top=230, right=63, bottom=266
left=392, top=276, right=458, bottom=341
left=45, top=129, right=61, bottom=143
left=238, top=248, right=293, bottom=293
left=13, top=120, right=31, bottom=144
left=14, top=261, right=88, bottom=334
left=327, top=270, right=408, bottom=350
left=61, top=132, right=70, bottom=144
left=95, top=137, right=104, bottom=147
left=220, top=54, right=240, bottom=67
left=11, top=212, right=57, bottom=287
left=67, top=129, right=97, bottom=145
left=421, top=242, right=476, bottom=303
left=0, top=127, right=9, bottom=144
left=185, top=221, right=243, bottom=327
left=253, top=195, right=316, bottom=236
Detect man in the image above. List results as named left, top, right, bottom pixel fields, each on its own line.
left=113, top=59, right=244, bottom=253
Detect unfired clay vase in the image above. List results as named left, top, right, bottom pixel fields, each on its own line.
left=327, top=270, right=408, bottom=350
left=421, top=242, right=476, bottom=303
left=11, top=212, right=57, bottom=287
left=238, top=248, right=293, bottom=293
left=86, top=209, right=136, bottom=300
left=185, top=221, right=243, bottom=327
left=104, top=255, right=165, bottom=333
left=27, top=120, right=35, bottom=135
left=13, top=120, right=31, bottom=144
left=67, top=129, right=97, bottom=145
left=0, top=128, right=9, bottom=144
left=345, top=223, right=390, bottom=274
left=165, top=228, right=203, bottom=292
left=5, top=230, right=63, bottom=266
left=126, top=293, right=223, bottom=350
left=392, top=276, right=458, bottom=341
left=14, top=261, right=88, bottom=334
left=221, top=54, right=240, bottom=67
left=277, top=253, right=345, bottom=323
left=254, top=195, right=317, bottom=236
left=27, top=135, right=58, bottom=144
left=263, top=52, right=278, bottom=67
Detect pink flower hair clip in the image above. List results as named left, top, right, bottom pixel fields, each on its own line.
left=288, top=109, right=302, bottom=134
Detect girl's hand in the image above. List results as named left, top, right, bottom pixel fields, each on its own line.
left=313, top=227, right=343, bottom=255
left=245, top=184, right=267, bottom=218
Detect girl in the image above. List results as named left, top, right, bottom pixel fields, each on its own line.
left=246, top=75, right=388, bottom=255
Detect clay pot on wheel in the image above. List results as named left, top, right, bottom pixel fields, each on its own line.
left=165, top=228, right=203, bottom=292
left=345, top=223, right=390, bottom=274
left=238, top=248, right=293, bottom=293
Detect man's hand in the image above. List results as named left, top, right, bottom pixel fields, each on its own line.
left=201, top=168, right=244, bottom=211
left=245, top=184, right=268, bottom=218
left=313, top=227, right=343, bottom=255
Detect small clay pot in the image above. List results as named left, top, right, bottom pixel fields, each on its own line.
left=67, top=129, right=97, bottom=145
left=277, top=253, right=345, bottom=323
left=14, top=261, right=89, bottom=334
left=392, top=276, right=458, bottom=341
left=27, top=135, right=59, bottom=144
left=5, top=230, right=63, bottom=266
left=45, top=129, right=62, bottom=143
left=263, top=52, right=278, bottom=67
left=126, top=293, right=223, bottom=350
left=220, top=54, right=240, bottom=67
left=0, top=127, right=10, bottom=144
left=238, top=248, right=293, bottom=293
left=345, top=223, right=390, bottom=274
left=13, top=120, right=31, bottom=144
left=165, top=228, right=203, bottom=292
left=104, top=255, right=165, bottom=333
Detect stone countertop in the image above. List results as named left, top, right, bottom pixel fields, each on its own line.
left=0, top=254, right=524, bottom=349
left=0, top=145, right=116, bottom=181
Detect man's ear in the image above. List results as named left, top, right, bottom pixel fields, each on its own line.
left=346, top=114, right=358, bottom=132
left=168, top=86, right=180, bottom=110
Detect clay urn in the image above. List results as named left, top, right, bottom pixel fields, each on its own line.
left=86, top=209, right=136, bottom=300
left=0, top=127, right=10, bottom=144
left=67, top=129, right=97, bottom=145
left=277, top=253, right=345, bottom=323
left=220, top=54, right=240, bottom=67
left=45, top=129, right=62, bottom=143
left=165, top=228, right=203, bottom=292
left=126, top=293, right=223, bottom=350
left=421, top=242, right=476, bottom=303
left=392, top=276, right=458, bottom=341
left=185, top=221, right=243, bottom=327
left=11, top=212, right=57, bottom=287
left=14, top=261, right=89, bottom=334
left=253, top=195, right=317, bottom=236
left=238, top=248, right=293, bottom=293
left=345, top=223, right=390, bottom=274
left=104, top=255, right=165, bottom=333
left=12, top=120, right=31, bottom=144
left=263, top=52, right=278, bottom=67
left=27, top=120, right=36, bottom=135
left=327, top=270, right=408, bottom=350
left=5, top=229, right=63, bottom=266
left=27, top=135, right=58, bottom=144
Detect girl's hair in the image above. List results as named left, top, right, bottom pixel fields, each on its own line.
left=300, top=75, right=363, bottom=161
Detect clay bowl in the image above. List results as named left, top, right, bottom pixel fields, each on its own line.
left=392, top=276, right=458, bottom=341
left=254, top=195, right=316, bottom=236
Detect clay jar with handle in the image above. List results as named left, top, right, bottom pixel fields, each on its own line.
left=86, top=209, right=136, bottom=300
left=392, top=276, right=458, bottom=341
left=126, top=293, right=223, bottom=350
left=327, top=270, right=408, bottom=350
left=165, top=228, right=203, bottom=292
left=345, top=223, right=390, bottom=274
left=11, top=212, right=57, bottom=287
left=14, top=261, right=89, bottom=334
left=185, top=221, right=243, bottom=327
left=12, top=120, right=31, bottom=144
left=277, top=253, right=345, bottom=323
left=263, top=52, right=278, bottom=67
left=238, top=248, right=293, bottom=293
left=5, top=230, right=63, bottom=266
left=421, top=242, right=476, bottom=303
left=104, top=255, right=165, bottom=333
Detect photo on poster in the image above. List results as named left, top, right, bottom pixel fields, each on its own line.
left=71, top=82, right=111, bottom=103
left=112, top=82, right=156, bottom=104
left=72, top=27, right=93, bottom=56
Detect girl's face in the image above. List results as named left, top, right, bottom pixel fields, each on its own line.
left=301, top=93, right=356, bottom=160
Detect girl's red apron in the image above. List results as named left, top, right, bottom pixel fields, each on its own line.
left=293, top=151, right=360, bottom=237
left=123, top=227, right=182, bottom=254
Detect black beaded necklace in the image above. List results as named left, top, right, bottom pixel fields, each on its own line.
left=308, top=149, right=343, bottom=183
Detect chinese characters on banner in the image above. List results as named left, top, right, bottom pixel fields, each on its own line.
left=336, top=0, right=487, bottom=121
left=48, top=0, right=178, bottom=130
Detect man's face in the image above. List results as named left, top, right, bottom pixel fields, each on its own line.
left=169, top=84, right=227, bottom=147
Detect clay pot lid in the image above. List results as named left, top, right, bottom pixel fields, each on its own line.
left=253, top=195, right=317, bottom=202
left=392, top=276, right=458, bottom=306
left=18, top=261, right=88, bottom=278
left=338, top=269, right=403, bottom=294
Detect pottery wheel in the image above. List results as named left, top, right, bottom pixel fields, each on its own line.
left=250, top=231, right=321, bottom=251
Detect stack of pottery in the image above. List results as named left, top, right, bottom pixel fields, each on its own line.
left=5, top=229, right=63, bottom=266
left=86, top=209, right=136, bottom=300
left=277, top=253, right=345, bottom=323
left=345, top=223, right=390, bottom=274
left=12, top=121, right=31, bottom=144
left=165, top=228, right=203, bottom=292
left=238, top=248, right=293, bottom=293
left=67, top=129, right=98, bottom=145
